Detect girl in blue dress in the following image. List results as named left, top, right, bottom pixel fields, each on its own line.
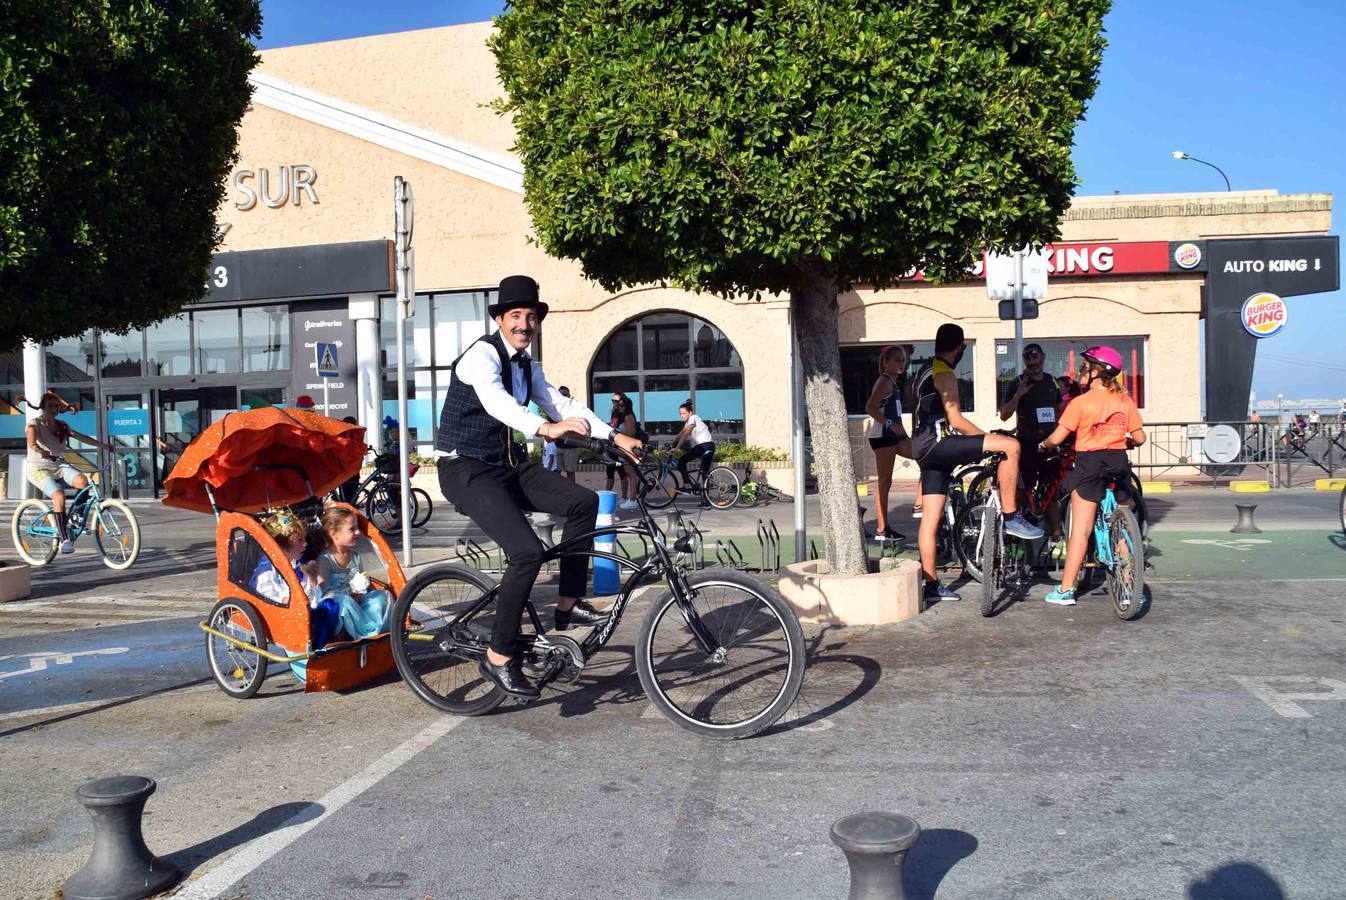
left=317, top=505, right=391, bottom=639
left=250, top=507, right=342, bottom=681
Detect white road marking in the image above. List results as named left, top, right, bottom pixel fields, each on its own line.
left=1232, top=675, right=1346, bottom=718
left=173, top=715, right=466, bottom=898
left=0, top=647, right=128, bottom=680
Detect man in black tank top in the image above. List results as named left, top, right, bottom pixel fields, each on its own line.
left=913, top=324, right=1043, bottom=602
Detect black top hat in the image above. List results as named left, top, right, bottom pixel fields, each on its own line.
left=488, top=275, right=549, bottom=321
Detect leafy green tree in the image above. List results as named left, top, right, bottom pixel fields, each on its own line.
left=1, top=0, right=261, bottom=348
left=492, top=0, right=1109, bottom=575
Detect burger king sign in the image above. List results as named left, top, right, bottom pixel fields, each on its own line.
left=1241, top=292, right=1288, bottom=338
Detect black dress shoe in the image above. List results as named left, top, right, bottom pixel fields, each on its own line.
left=478, top=656, right=540, bottom=698
left=554, top=599, right=611, bottom=631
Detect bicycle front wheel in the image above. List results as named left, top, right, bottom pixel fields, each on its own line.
left=703, top=467, right=741, bottom=510
left=637, top=570, right=804, bottom=740
left=410, top=487, right=434, bottom=528
left=980, top=505, right=1004, bottom=617
left=11, top=499, right=59, bottom=566
left=389, top=564, right=507, bottom=716
left=1106, top=506, right=1146, bottom=620
left=94, top=499, right=141, bottom=570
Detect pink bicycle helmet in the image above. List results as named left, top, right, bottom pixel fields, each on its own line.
left=1081, top=345, right=1123, bottom=374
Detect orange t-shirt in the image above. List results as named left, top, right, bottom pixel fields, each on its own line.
left=1058, top=390, right=1142, bottom=452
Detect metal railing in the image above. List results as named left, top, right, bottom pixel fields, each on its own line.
left=1130, top=421, right=1345, bottom=487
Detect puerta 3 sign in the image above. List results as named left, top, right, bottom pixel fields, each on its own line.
left=290, top=300, right=356, bottom=418
left=1204, top=235, right=1340, bottom=422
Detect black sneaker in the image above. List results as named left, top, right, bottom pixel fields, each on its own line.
left=554, top=599, right=611, bottom=631
left=478, top=656, right=540, bottom=698
left=922, top=580, right=961, bottom=602
left=876, top=527, right=906, bottom=542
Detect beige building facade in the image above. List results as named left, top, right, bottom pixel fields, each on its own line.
left=8, top=23, right=1331, bottom=498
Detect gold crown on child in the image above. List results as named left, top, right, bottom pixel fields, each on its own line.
left=259, top=506, right=299, bottom=538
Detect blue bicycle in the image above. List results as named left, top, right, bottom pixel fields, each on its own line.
left=980, top=461, right=1144, bottom=619
left=10, top=467, right=141, bottom=570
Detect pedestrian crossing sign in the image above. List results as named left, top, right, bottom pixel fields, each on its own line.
left=315, top=342, right=339, bottom=378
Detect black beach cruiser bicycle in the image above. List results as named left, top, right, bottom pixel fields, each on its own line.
left=388, top=436, right=806, bottom=739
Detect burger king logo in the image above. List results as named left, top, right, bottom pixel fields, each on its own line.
left=1173, top=242, right=1202, bottom=269
left=1241, top=292, right=1288, bottom=338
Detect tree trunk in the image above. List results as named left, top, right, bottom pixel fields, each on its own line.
left=790, top=265, right=869, bottom=577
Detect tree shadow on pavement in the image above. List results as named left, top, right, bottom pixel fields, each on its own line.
left=164, top=801, right=324, bottom=876
left=903, top=828, right=978, bottom=900
left=0, top=675, right=216, bottom=739
left=1187, top=861, right=1286, bottom=899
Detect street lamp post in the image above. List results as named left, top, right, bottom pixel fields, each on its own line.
left=1171, top=151, right=1231, bottom=191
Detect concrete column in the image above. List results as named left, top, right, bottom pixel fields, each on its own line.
left=348, top=293, right=383, bottom=452
left=20, top=341, right=45, bottom=499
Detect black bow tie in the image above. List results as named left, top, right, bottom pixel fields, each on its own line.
left=511, top=350, right=529, bottom=363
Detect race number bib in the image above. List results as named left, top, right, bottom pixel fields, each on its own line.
left=1035, top=407, right=1056, bottom=425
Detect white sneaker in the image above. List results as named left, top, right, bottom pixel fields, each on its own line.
left=618, top=500, right=639, bottom=510
left=59, top=540, right=74, bottom=554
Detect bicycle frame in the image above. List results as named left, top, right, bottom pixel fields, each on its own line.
left=1092, top=485, right=1122, bottom=569
left=22, top=474, right=111, bottom=543
left=414, top=513, right=721, bottom=676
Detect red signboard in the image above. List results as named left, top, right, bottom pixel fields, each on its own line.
left=901, top=240, right=1206, bottom=281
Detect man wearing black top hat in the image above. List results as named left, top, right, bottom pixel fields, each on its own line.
left=435, top=275, right=643, bottom=697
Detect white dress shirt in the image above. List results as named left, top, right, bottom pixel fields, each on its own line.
left=443, top=336, right=614, bottom=454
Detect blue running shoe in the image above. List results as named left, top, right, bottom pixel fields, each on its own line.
left=1004, top=513, right=1044, bottom=540
left=1045, top=586, right=1077, bottom=606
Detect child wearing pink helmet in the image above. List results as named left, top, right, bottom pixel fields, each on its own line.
left=1036, top=346, right=1146, bottom=606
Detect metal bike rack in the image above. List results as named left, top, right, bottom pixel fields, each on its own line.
left=713, top=538, right=746, bottom=570
left=756, top=518, right=782, bottom=573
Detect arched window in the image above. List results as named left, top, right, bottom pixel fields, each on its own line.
left=589, top=312, right=744, bottom=443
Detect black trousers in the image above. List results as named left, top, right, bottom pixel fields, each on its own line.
left=438, top=457, right=599, bottom=655
left=677, top=442, right=715, bottom=481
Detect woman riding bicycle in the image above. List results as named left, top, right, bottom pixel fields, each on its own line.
left=670, top=400, right=715, bottom=507
left=1037, top=346, right=1146, bottom=606
left=23, top=391, right=114, bottom=554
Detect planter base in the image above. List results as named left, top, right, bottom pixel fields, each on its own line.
left=778, top=558, right=921, bottom=626
left=0, top=562, right=31, bottom=603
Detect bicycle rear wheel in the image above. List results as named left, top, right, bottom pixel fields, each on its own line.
left=389, top=564, right=507, bottom=716
left=637, top=570, right=804, bottom=740
left=1106, top=507, right=1146, bottom=620
left=410, top=487, right=433, bottom=528
left=11, top=499, right=59, bottom=566
left=1340, top=483, right=1345, bottom=537
left=94, top=499, right=141, bottom=570
left=366, top=481, right=416, bottom=534
left=703, top=466, right=741, bottom=510
left=643, top=470, right=678, bottom=509
left=980, top=505, right=1004, bottom=617
left=953, top=501, right=986, bottom=582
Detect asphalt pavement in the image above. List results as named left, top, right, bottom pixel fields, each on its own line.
left=1, top=488, right=1343, bottom=897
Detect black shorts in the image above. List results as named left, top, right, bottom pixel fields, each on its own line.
left=868, top=432, right=900, bottom=450
left=917, top=434, right=986, bottom=495
left=1063, top=450, right=1131, bottom=503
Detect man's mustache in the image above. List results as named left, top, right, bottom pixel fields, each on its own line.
left=510, top=327, right=535, bottom=337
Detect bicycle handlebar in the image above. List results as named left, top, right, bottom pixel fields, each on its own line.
left=556, top=435, right=646, bottom=462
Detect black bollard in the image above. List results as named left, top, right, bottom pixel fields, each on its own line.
left=830, top=811, right=921, bottom=900
left=63, top=776, right=179, bottom=900
left=1231, top=503, right=1263, bottom=534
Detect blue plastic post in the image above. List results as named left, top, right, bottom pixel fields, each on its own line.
left=593, top=490, right=620, bottom=595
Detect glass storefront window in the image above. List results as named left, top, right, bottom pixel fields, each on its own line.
left=381, top=296, right=434, bottom=368
left=195, top=307, right=241, bottom=374
left=382, top=370, right=437, bottom=453
left=99, top=330, right=144, bottom=379
left=641, top=314, right=690, bottom=370
left=839, top=342, right=976, bottom=415
left=995, top=337, right=1147, bottom=408
left=148, top=314, right=192, bottom=376
left=242, top=305, right=290, bottom=372
left=433, top=292, right=490, bottom=364
left=590, top=313, right=745, bottom=443
left=46, top=331, right=96, bottom=382
left=593, top=323, right=638, bottom=372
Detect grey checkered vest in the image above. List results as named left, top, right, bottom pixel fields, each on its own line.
left=435, top=331, right=533, bottom=465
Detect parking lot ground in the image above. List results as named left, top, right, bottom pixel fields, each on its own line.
left=3, top=543, right=1345, bottom=898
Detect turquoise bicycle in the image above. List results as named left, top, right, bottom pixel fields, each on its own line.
left=980, top=461, right=1144, bottom=620
left=10, top=467, right=141, bottom=569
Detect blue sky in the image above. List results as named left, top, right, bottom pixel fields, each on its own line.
left=258, top=1, right=1345, bottom=402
